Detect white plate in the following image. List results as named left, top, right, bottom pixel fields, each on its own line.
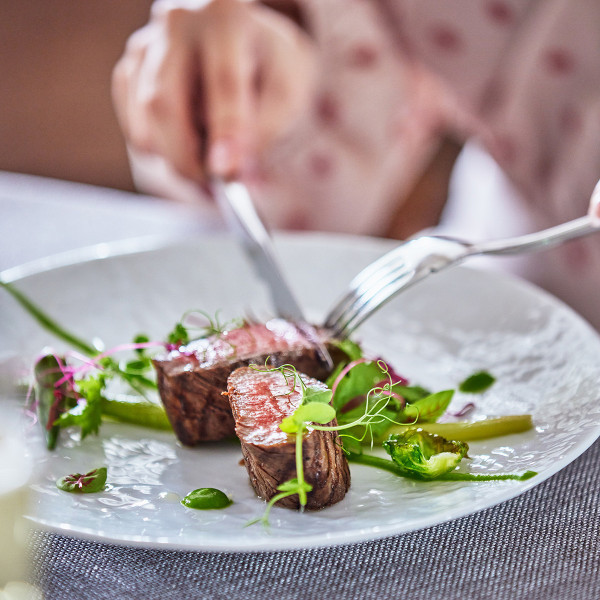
left=1, top=232, right=600, bottom=552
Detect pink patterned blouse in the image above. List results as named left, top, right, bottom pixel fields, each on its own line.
left=140, top=0, right=600, bottom=327
left=250, top=0, right=600, bottom=328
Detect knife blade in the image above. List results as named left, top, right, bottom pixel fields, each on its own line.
left=212, top=177, right=333, bottom=369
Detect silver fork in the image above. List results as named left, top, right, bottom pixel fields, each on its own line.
left=324, top=215, right=600, bottom=339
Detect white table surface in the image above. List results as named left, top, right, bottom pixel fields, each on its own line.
left=0, top=171, right=222, bottom=272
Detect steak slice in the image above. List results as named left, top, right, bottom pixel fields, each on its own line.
left=153, top=319, right=339, bottom=446
left=227, top=366, right=351, bottom=510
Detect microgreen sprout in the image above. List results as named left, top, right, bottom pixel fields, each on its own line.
left=31, top=335, right=174, bottom=447
left=247, top=362, right=335, bottom=520
left=248, top=360, right=411, bottom=527
left=166, top=310, right=244, bottom=349
left=319, top=360, right=416, bottom=448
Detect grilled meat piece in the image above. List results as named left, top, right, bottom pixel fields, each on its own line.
left=227, top=366, right=350, bottom=510
left=153, top=319, right=339, bottom=446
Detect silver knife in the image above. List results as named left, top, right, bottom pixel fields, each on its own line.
left=212, top=177, right=333, bottom=368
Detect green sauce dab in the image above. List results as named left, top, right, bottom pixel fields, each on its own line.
left=181, top=488, right=232, bottom=510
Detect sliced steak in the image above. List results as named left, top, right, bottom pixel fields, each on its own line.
left=227, top=366, right=350, bottom=510
left=153, top=319, right=340, bottom=446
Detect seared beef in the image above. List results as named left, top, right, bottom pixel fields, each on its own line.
left=227, top=366, right=350, bottom=510
left=153, top=319, right=339, bottom=446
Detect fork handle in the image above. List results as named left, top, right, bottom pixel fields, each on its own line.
left=471, top=215, right=599, bottom=257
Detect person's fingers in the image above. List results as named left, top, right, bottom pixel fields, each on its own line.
left=133, top=18, right=204, bottom=180
left=255, top=16, right=316, bottom=150
left=112, top=0, right=318, bottom=184
left=112, top=26, right=151, bottom=146
left=201, top=17, right=255, bottom=178
left=588, top=179, right=600, bottom=225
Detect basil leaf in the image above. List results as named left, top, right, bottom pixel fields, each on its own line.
left=402, top=389, right=454, bottom=423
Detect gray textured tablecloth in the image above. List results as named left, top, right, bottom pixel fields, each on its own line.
left=28, top=438, right=600, bottom=600
left=3, top=172, right=599, bottom=600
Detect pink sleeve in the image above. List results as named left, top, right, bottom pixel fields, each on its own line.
left=382, top=0, right=600, bottom=220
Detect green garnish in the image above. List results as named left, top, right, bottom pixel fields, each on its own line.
left=401, top=389, right=455, bottom=423
left=181, top=488, right=232, bottom=510
left=279, top=396, right=336, bottom=434
left=383, top=414, right=533, bottom=442
left=56, top=467, right=108, bottom=493
left=166, top=322, right=190, bottom=347
left=383, top=428, right=469, bottom=480
left=459, top=371, right=496, bottom=394
left=34, top=354, right=72, bottom=450
left=166, top=310, right=243, bottom=347
left=100, top=394, right=172, bottom=430
left=1, top=281, right=97, bottom=356
left=6, top=280, right=538, bottom=525
left=348, top=452, right=536, bottom=482
left=56, top=374, right=105, bottom=441
left=274, top=366, right=336, bottom=509
left=247, top=364, right=339, bottom=526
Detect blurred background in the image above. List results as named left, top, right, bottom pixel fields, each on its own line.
left=0, top=2, right=153, bottom=192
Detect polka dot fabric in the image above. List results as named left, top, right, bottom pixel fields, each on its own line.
left=246, top=0, right=600, bottom=326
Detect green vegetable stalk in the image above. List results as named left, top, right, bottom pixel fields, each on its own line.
left=382, top=415, right=534, bottom=442
left=1, top=281, right=97, bottom=356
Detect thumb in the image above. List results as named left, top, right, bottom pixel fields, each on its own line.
left=588, top=179, right=600, bottom=225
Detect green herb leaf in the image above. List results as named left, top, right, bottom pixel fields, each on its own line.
left=303, top=387, right=333, bottom=405
left=56, top=467, right=107, bottom=493
left=56, top=374, right=105, bottom=440
left=330, top=338, right=363, bottom=361
left=459, top=371, right=496, bottom=394
left=166, top=322, right=189, bottom=346
left=328, top=360, right=386, bottom=411
left=132, top=334, right=150, bottom=355
left=276, top=478, right=313, bottom=494
left=391, top=384, right=431, bottom=404
left=401, top=389, right=454, bottom=423
left=280, top=401, right=336, bottom=434
left=338, top=400, right=399, bottom=443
